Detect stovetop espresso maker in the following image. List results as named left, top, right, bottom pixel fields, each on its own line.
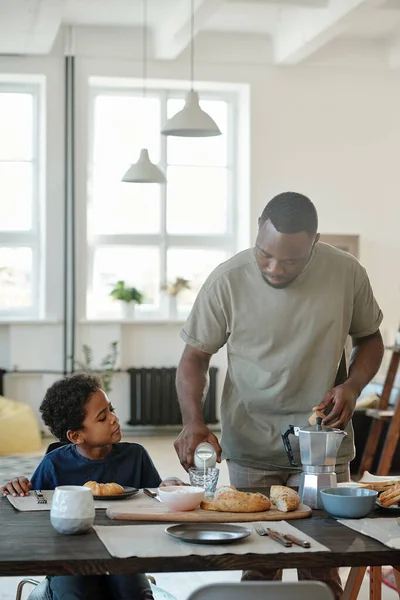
left=282, top=417, right=347, bottom=509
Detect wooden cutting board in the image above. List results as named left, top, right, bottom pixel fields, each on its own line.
left=106, top=492, right=311, bottom=522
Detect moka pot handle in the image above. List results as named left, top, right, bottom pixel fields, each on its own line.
left=282, top=425, right=298, bottom=467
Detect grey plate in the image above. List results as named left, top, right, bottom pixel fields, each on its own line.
left=93, top=487, right=139, bottom=501
left=376, top=500, right=400, bottom=512
left=165, top=523, right=252, bottom=544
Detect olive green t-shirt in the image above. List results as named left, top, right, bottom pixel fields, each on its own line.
left=180, top=243, right=383, bottom=470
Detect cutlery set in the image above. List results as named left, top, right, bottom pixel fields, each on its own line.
left=253, top=522, right=310, bottom=548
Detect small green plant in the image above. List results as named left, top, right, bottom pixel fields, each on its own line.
left=110, top=280, right=144, bottom=304
left=162, top=276, right=191, bottom=297
left=74, top=341, right=118, bottom=394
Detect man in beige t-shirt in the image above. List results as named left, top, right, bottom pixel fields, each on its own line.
left=174, top=192, right=384, bottom=598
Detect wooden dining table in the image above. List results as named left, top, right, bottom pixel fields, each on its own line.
left=1, top=495, right=400, bottom=600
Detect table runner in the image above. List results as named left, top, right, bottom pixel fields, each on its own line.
left=93, top=521, right=329, bottom=558
left=6, top=490, right=128, bottom=511
left=337, top=517, right=400, bottom=549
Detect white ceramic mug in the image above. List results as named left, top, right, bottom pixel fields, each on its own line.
left=50, top=485, right=95, bottom=535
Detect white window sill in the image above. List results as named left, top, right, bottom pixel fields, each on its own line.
left=0, top=319, right=62, bottom=325
left=79, top=319, right=186, bottom=325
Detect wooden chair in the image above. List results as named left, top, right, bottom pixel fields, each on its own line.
left=187, top=581, right=334, bottom=600
left=343, top=566, right=400, bottom=600
left=358, top=340, right=400, bottom=476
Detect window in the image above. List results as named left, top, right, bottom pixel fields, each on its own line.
left=0, top=84, right=42, bottom=318
left=86, top=86, right=237, bottom=319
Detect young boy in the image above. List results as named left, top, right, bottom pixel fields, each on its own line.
left=2, top=373, right=182, bottom=600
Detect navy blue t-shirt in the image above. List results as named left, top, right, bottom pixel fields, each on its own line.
left=30, top=442, right=162, bottom=490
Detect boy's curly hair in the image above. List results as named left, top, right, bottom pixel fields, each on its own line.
left=40, top=373, right=103, bottom=442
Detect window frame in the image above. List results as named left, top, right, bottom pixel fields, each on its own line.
left=0, top=82, right=42, bottom=319
left=86, top=84, right=239, bottom=320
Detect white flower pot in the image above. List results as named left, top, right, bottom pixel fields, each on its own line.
left=169, top=295, right=178, bottom=319
left=121, top=302, right=135, bottom=320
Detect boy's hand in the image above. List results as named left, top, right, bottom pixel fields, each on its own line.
left=1, top=477, right=32, bottom=497
left=159, top=477, right=188, bottom=487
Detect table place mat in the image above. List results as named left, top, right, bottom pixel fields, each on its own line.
left=5, top=491, right=136, bottom=511
left=93, top=521, right=330, bottom=559
left=337, top=518, right=400, bottom=549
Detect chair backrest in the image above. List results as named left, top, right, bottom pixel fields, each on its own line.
left=187, top=581, right=334, bottom=600
left=45, top=441, right=66, bottom=455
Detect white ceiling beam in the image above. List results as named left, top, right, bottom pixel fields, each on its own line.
left=273, top=0, right=386, bottom=66
left=388, top=37, right=400, bottom=69
left=26, top=0, right=64, bottom=54
left=0, top=0, right=64, bottom=55
left=153, top=0, right=225, bottom=60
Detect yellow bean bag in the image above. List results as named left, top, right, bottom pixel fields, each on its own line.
left=0, top=395, right=42, bottom=455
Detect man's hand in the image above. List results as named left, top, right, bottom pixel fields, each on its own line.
left=313, top=382, right=358, bottom=430
left=1, top=477, right=32, bottom=497
left=174, top=421, right=222, bottom=471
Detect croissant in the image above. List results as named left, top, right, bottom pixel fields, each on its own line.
left=84, top=481, right=124, bottom=496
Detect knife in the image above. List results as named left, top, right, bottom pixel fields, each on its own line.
left=143, top=488, right=162, bottom=502
left=266, top=528, right=292, bottom=547
left=267, top=528, right=310, bottom=548
left=282, top=533, right=311, bottom=548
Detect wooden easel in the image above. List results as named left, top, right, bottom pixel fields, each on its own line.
left=358, top=342, right=400, bottom=476
left=343, top=565, right=400, bottom=600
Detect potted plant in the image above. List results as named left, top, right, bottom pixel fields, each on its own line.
left=162, top=277, right=191, bottom=318
left=110, top=280, right=144, bottom=319
left=74, top=341, right=118, bottom=394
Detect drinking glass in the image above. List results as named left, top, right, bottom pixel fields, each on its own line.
left=189, top=467, right=219, bottom=497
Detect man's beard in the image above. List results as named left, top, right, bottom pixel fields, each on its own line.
left=262, top=274, right=294, bottom=289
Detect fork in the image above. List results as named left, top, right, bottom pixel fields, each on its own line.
left=254, top=522, right=292, bottom=547
left=34, top=490, right=47, bottom=504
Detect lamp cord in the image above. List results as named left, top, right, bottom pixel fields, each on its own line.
left=142, top=0, right=147, bottom=98
left=190, top=0, right=194, bottom=90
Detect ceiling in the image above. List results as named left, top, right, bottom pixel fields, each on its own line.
left=1, top=0, right=400, bottom=67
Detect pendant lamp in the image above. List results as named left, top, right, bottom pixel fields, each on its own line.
left=122, top=0, right=166, bottom=183
left=161, top=0, right=221, bottom=138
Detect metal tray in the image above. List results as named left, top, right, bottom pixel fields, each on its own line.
left=165, top=523, right=252, bottom=544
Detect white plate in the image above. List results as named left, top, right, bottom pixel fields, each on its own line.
left=359, top=471, right=400, bottom=484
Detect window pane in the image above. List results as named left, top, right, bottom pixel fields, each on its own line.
left=167, top=99, right=227, bottom=166
left=0, top=163, right=33, bottom=231
left=89, top=165, right=161, bottom=235
left=167, top=166, right=227, bottom=234
left=0, top=247, right=33, bottom=308
left=0, top=93, right=33, bottom=160
left=88, top=246, right=160, bottom=317
left=93, top=95, right=161, bottom=166
left=167, top=248, right=228, bottom=306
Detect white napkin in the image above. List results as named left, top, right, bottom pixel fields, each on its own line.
left=6, top=490, right=135, bottom=511
left=93, top=521, right=329, bottom=559
left=337, top=517, right=400, bottom=549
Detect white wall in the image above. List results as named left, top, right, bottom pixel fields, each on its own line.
left=1, top=28, right=399, bottom=431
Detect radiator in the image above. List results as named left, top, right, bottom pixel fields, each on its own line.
left=127, top=366, right=218, bottom=426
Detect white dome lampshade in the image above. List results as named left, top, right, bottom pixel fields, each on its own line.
left=122, top=148, right=166, bottom=184
left=161, top=90, right=221, bottom=138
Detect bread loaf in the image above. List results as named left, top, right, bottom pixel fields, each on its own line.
left=377, top=484, right=400, bottom=507
left=84, top=481, right=124, bottom=496
left=270, top=486, right=300, bottom=512
left=200, top=485, right=271, bottom=513
left=308, top=410, right=325, bottom=426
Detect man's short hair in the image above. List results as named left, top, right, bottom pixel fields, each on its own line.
left=260, top=192, right=318, bottom=236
